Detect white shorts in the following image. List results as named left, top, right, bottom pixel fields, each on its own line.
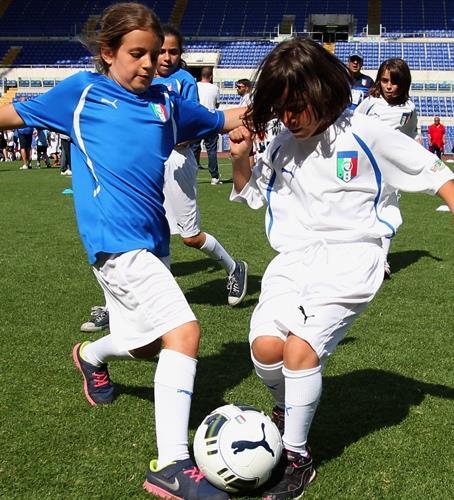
left=92, top=249, right=196, bottom=351
left=249, top=241, right=384, bottom=362
left=163, top=146, right=200, bottom=238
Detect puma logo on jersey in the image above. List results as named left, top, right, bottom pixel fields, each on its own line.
left=231, top=423, right=275, bottom=457
left=101, top=98, right=118, bottom=109
left=298, top=305, right=314, bottom=324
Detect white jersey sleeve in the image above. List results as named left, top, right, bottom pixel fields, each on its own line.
left=230, top=161, right=267, bottom=210
left=352, top=113, right=452, bottom=195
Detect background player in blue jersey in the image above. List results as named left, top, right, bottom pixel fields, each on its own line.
left=153, top=25, right=248, bottom=306
left=0, top=3, right=245, bottom=499
left=347, top=50, right=374, bottom=111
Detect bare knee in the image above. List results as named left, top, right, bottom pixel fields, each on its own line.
left=251, top=336, right=285, bottom=365
left=182, top=233, right=205, bottom=249
left=130, top=321, right=201, bottom=360
left=162, top=320, right=201, bottom=358
left=284, top=334, right=320, bottom=370
left=130, top=338, right=162, bottom=359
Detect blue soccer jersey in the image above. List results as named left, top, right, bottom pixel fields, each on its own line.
left=153, top=67, right=199, bottom=103
left=14, top=71, right=224, bottom=263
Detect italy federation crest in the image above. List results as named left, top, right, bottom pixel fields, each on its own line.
left=149, top=102, right=168, bottom=122
left=337, top=151, right=358, bottom=182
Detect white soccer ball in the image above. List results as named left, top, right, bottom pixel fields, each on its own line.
left=193, top=404, right=283, bottom=492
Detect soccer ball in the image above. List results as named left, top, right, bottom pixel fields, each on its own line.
left=193, top=404, right=283, bottom=492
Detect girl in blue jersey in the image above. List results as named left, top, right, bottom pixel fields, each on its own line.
left=0, top=3, right=244, bottom=499
left=152, top=25, right=248, bottom=305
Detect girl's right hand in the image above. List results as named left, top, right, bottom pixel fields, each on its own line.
left=229, top=126, right=254, bottom=159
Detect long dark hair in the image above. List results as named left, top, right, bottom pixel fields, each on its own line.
left=162, top=23, right=185, bottom=68
left=245, top=38, right=351, bottom=136
left=369, top=58, right=411, bottom=105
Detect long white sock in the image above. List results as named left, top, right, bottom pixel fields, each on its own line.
left=282, top=365, right=322, bottom=454
left=200, top=232, right=236, bottom=275
left=81, top=334, right=135, bottom=366
left=155, top=349, right=196, bottom=468
left=252, top=354, right=285, bottom=409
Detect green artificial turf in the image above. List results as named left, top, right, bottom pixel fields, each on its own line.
left=0, top=160, right=452, bottom=499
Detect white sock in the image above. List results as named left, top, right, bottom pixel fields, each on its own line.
left=382, top=237, right=391, bottom=259
left=81, top=335, right=135, bottom=366
left=252, top=353, right=285, bottom=409
left=154, top=349, right=196, bottom=468
left=282, top=365, right=322, bottom=454
left=200, top=232, right=236, bottom=275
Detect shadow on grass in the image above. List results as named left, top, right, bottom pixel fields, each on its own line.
left=113, top=341, right=253, bottom=423
left=389, top=249, right=442, bottom=275
left=184, top=276, right=261, bottom=306
left=312, top=368, right=454, bottom=465
left=191, top=341, right=253, bottom=426
left=170, top=257, right=221, bottom=277
left=114, top=382, right=154, bottom=403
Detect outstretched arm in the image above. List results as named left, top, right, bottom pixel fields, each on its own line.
left=221, top=107, right=247, bottom=133
left=0, top=104, right=25, bottom=130
left=229, top=125, right=254, bottom=192
left=437, top=179, right=454, bottom=213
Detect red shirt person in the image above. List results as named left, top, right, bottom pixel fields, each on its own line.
left=428, top=116, right=446, bottom=159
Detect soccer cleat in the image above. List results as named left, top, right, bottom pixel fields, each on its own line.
left=271, top=405, right=285, bottom=436
left=384, top=261, right=391, bottom=279
left=227, top=260, right=248, bottom=306
left=72, top=342, right=114, bottom=405
left=262, top=448, right=316, bottom=499
left=144, top=458, right=230, bottom=499
left=80, top=306, right=109, bottom=332
left=19, top=164, right=29, bottom=170
left=210, top=177, right=223, bottom=185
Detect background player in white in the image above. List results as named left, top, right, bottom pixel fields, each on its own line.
left=356, top=58, right=418, bottom=278
left=228, top=38, right=454, bottom=499
left=154, top=24, right=247, bottom=306
left=191, top=66, right=223, bottom=184
left=235, top=78, right=252, bottom=107
left=0, top=3, right=246, bottom=498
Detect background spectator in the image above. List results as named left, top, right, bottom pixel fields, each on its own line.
left=191, top=66, right=222, bottom=184
left=428, top=116, right=445, bottom=158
